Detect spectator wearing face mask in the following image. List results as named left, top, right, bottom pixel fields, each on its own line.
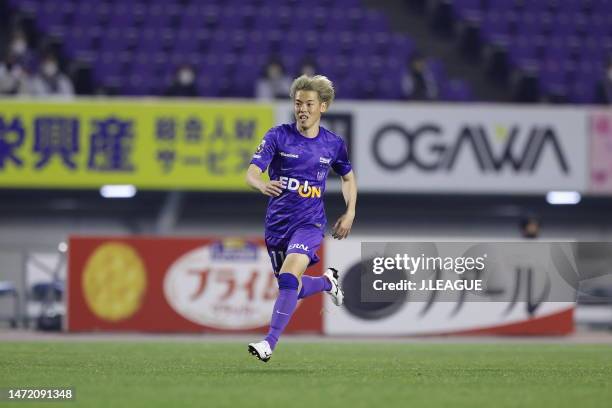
left=165, top=64, right=198, bottom=97
left=255, top=59, right=291, bottom=100
left=0, top=51, right=28, bottom=95
left=24, top=53, right=74, bottom=97
left=594, top=58, right=612, bottom=105
left=0, top=30, right=33, bottom=95
left=7, top=30, right=34, bottom=67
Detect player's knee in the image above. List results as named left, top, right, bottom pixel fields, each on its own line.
left=277, top=273, right=299, bottom=290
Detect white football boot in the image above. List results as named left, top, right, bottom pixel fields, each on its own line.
left=324, top=267, right=344, bottom=306
left=248, top=340, right=272, bottom=363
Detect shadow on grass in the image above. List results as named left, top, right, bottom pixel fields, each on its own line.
left=237, top=367, right=317, bottom=375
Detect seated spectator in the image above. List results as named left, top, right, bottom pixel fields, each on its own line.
left=255, top=59, right=291, bottom=100
left=0, top=29, right=34, bottom=95
left=23, top=53, right=74, bottom=97
left=401, top=53, right=438, bottom=101
left=165, top=64, right=198, bottom=97
left=7, top=29, right=35, bottom=68
left=594, top=58, right=612, bottom=105
left=0, top=51, right=28, bottom=95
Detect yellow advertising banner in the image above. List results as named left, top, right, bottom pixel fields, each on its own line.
left=0, top=99, right=273, bottom=190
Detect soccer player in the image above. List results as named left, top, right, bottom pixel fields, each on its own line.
left=246, top=74, right=357, bottom=362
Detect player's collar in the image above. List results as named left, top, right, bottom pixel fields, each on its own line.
left=293, top=122, right=321, bottom=140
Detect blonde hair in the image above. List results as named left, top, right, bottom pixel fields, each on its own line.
left=290, top=74, right=335, bottom=106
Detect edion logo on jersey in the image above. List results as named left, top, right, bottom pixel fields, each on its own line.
left=279, top=176, right=321, bottom=198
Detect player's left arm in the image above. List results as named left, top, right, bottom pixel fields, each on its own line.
left=332, top=170, right=357, bottom=240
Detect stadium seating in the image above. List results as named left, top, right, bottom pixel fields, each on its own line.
left=8, top=0, right=472, bottom=100
left=452, top=0, right=612, bottom=103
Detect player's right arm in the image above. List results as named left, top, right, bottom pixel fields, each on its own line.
left=248, top=128, right=283, bottom=197
left=246, top=164, right=282, bottom=197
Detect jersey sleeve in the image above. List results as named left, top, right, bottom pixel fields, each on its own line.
left=250, top=127, right=278, bottom=171
left=331, top=138, right=352, bottom=176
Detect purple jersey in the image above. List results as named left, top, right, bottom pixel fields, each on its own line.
left=250, top=123, right=352, bottom=238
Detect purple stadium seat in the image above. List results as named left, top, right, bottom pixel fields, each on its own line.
left=363, top=10, right=389, bottom=32
left=6, top=0, right=474, bottom=100
left=14, top=0, right=43, bottom=14
left=543, top=41, right=568, bottom=62
left=144, top=6, right=171, bottom=29
left=71, top=4, right=100, bottom=28
left=486, top=0, right=511, bottom=12
left=36, top=2, right=68, bottom=31
left=326, top=10, right=351, bottom=32
left=555, top=1, right=584, bottom=14
left=378, top=77, right=403, bottom=100
left=507, top=37, right=537, bottom=65
left=521, top=1, right=550, bottom=13
left=108, top=10, right=134, bottom=29
left=63, top=27, right=93, bottom=54
left=539, top=61, right=567, bottom=95
left=345, top=7, right=365, bottom=31
left=454, top=0, right=482, bottom=19
left=335, top=0, right=361, bottom=7
left=569, top=83, right=595, bottom=104
left=480, top=12, right=509, bottom=40
left=426, top=59, right=448, bottom=85
left=94, top=54, right=122, bottom=80
left=443, top=79, right=474, bottom=101
left=99, top=29, right=129, bottom=53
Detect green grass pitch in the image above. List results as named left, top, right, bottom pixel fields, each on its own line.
left=1, top=341, right=611, bottom=408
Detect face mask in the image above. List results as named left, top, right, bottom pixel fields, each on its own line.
left=178, top=69, right=194, bottom=85
left=11, top=39, right=27, bottom=55
left=42, top=62, right=58, bottom=77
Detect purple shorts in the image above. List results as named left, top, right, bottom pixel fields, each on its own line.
left=265, top=225, right=324, bottom=275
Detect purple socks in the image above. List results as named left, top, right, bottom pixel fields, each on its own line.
left=264, top=273, right=299, bottom=350
left=264, top=273, right=332, bottom=350
left=298, top=275, right=332, bottom=299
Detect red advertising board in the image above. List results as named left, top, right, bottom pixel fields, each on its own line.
left=68, top=236, right=323, bottom=333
